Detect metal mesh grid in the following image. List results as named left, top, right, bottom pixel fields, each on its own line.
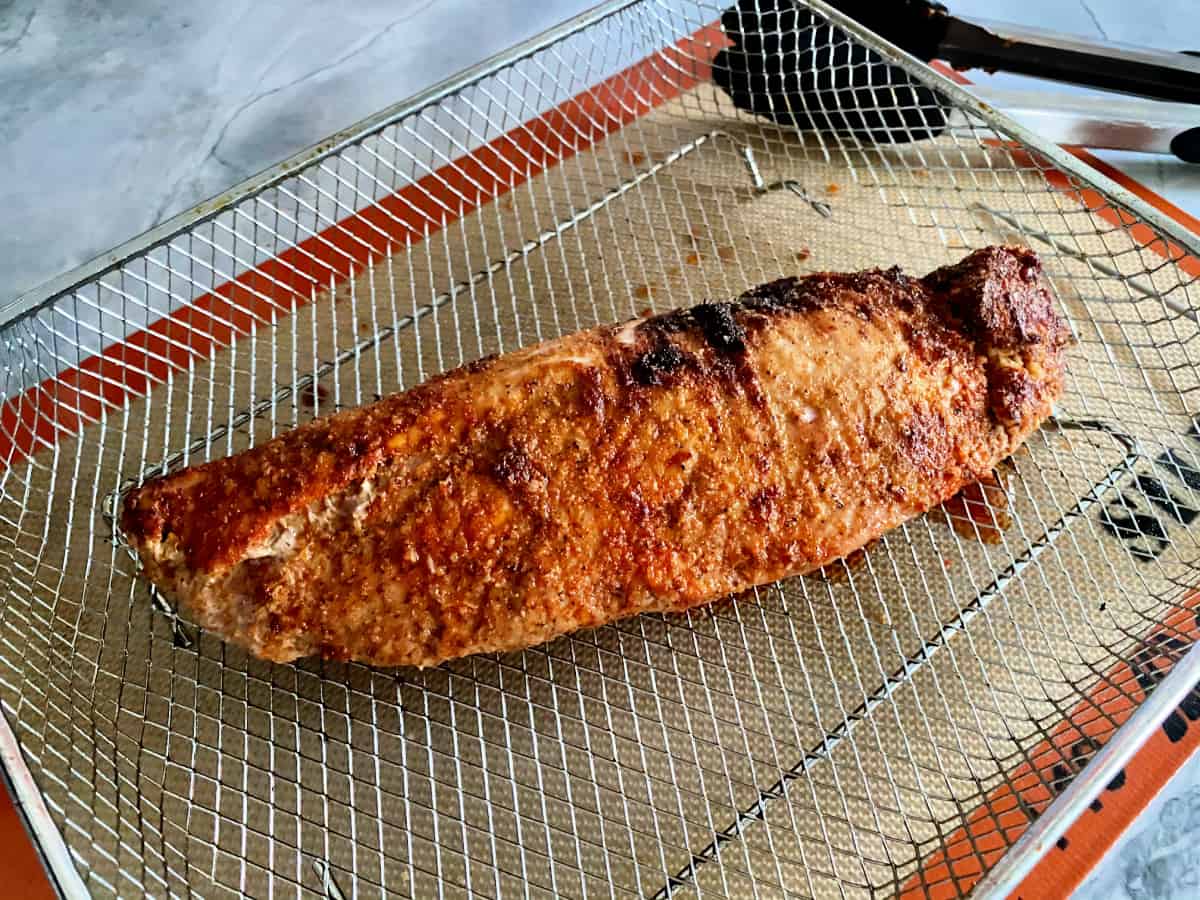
left=3, top=0, right=1200, bottom=896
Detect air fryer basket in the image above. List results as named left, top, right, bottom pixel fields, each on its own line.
left=3, top=1, right=1200, bottom=896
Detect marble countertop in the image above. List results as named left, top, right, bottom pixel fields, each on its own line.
left=2, top=0, right=1200, bottom=897
left=0, top=0, right=602, bottom=304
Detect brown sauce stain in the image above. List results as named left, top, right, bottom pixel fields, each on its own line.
left=625, top=151, right=647, bottom=166
left=941, top=472, right=1012, bottom=544
left=718, top=245, right=736, bottom=262
left=634, top=284, right=655, bottom=300
left=299, top=383, right=329, bottom=409
left=826, top=183, right=840, bottom=194
left=685, top=252, right=702, bottom=266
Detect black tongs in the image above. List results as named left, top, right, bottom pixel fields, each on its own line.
left=714, top=0, right=1200, bottom=158
left=837, top=0, right=1200, bottom=105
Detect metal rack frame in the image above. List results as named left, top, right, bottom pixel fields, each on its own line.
left=3, top=0, right=1200, bottom=896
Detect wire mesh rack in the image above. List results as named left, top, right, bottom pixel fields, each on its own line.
left=4, top=0, right=1200, bottom=896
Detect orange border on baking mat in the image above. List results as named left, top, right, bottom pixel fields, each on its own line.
left=931, top=60, right=1200, bottom=279
left=902, top=62, right=1200, bottom=900
left=0, top=793, right=55, bottom=900
left=899, top=595, right=1200, bottom=900
left=989, top=143, right=1200, bottom=280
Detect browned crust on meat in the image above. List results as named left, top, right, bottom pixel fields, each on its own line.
left=121, top=246, right=1069, bottom=667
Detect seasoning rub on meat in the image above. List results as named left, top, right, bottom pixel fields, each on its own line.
left=122, top=246, right=1070, bottom=667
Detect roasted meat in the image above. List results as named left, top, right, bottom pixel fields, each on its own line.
left=121, top=246, right=1070, bottom=667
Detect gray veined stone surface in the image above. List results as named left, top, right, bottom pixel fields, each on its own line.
left=1072, top=775, right=1200, bottom=899
left=0, top=0, right=596, bottom=302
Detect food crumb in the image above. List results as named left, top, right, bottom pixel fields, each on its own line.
left=685, top=252, right=702, bottom=266
left=795, top=248, right=811, bottom=262
left=825, top=183, right=840, bottom=194
left=625, top=151, right=647, bottom=166
left=640, top=308, right=653, bottom=318
left=634, top=284, right=655, bottom=300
